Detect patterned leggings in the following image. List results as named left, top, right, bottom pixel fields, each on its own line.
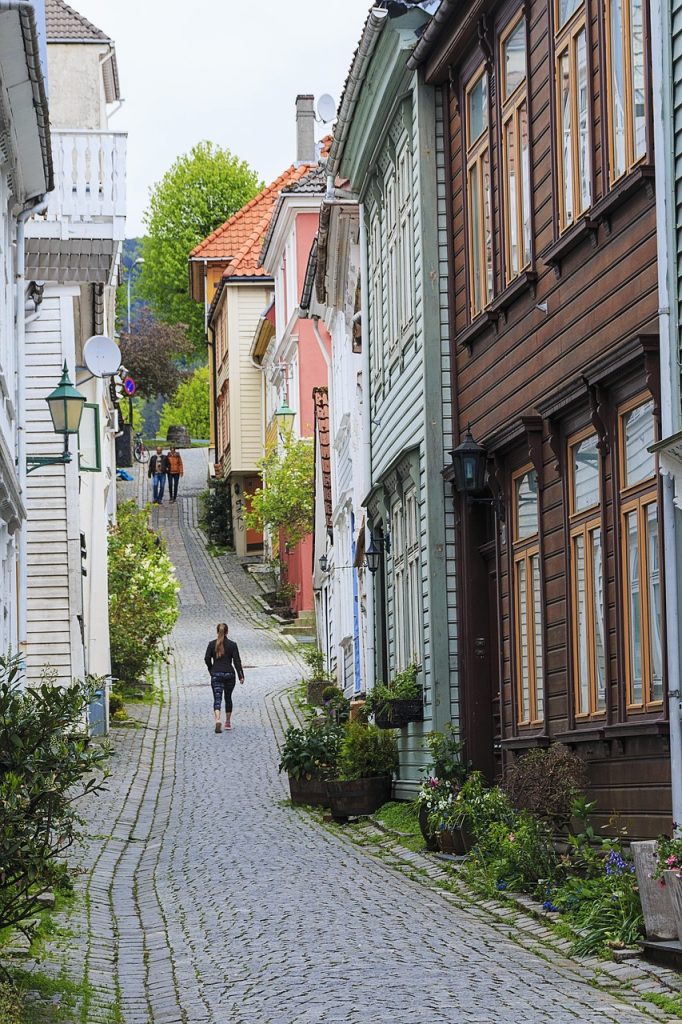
left=210, top=672, right=236, bottom=712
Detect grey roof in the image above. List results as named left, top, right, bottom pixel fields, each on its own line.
left=45, top=0, right=111, bottom=42
left=259, top=164, right=327, bottom=267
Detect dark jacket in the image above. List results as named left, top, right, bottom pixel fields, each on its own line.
left=204, top=638, right=244, bottom=679
left=148, top=454, right=169, bottom=477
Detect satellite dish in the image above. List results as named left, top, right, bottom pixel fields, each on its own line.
left=83, top=335, right=121, bottom=377
left=317, top=94, right=337, bottom=123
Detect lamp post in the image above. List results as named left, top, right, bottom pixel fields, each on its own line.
left=26, top=362, right=86, bottom=473
left=127, top=256, right=144, bottom=333
left=449, top=427, right=504, bottom=519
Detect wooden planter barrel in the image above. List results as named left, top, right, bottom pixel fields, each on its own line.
left=326, top=776, right=392, bottom=822
left=307, top=679, right=329, bottom=706
left=374, top=695, right=424, bottom=729
left=288, top=775, right=329, bottom=808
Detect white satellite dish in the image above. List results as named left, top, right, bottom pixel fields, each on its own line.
left=317, top=94, right=337, bottom=123
left=83, top=335, right=121, bottom=377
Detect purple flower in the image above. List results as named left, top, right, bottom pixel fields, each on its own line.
left=543, top=900, right=559, bottom=912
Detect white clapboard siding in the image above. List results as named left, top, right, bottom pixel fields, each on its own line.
left=229, top=284, right=270, bottom=473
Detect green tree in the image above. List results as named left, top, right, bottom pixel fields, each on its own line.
left=119, top=307, right=191, bottom=401
left=138, top=142, right=261, bottom=350
left=158, top=366, right=210, bottom=440
left=244, top=434, right=314, bottom=549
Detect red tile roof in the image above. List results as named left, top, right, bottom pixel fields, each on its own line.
left=45, top=0, right=111, bottom=41
left=190, top=164, right=317, bottom=276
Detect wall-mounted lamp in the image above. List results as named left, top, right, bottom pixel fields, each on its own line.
left=450, top=428, right=504, bottom=520
left=319, top=553, right=329, bottom=574
left=365, top=530, right=391, bottom=576
left=27, top=362, right=86, bottom=474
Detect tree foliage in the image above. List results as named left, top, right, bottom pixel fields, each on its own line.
left=244, top=434, right=314, bottom=549
left=119, top=307, right=191, bottom=400
left=158, top=366, right=210, bottom=441
left=0, top=653, right=108, bottom=935
left=108, top=502, right=179, bottom=685
left=138, top=142, right=261, bottom=350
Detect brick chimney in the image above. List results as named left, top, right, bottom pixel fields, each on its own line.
left=295, top=94, right=316, bottom=164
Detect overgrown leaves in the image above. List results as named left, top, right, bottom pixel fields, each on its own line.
left=118, top=307, right=191, bottom=400
left=158, top=366, right=210, bottom=441
left=244, top=434, right=314, bottom=549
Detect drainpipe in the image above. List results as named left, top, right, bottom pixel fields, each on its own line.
left=16, top=196, right=49, bottom=654
left=650, top=0, right=682, bottom=828
left=207, top=324, right=219, bottom=468
left=358, top=201, right=375, bottom=692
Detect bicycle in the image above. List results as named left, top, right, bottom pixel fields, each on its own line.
left=133, top=432, right=149, bottom=464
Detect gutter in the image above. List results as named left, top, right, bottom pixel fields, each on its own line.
left=406, top=0, right=457, bottom=70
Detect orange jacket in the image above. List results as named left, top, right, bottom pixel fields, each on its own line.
left=167, top=451, right=184, bottom=475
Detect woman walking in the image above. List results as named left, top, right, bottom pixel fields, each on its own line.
left=204, top=623, right=244, bottom=733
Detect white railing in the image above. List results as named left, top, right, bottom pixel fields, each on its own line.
left=46, top=130, right=127, bottom=224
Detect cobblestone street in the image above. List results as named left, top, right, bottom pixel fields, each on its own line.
left=40, top=452, right=679, bottom=1023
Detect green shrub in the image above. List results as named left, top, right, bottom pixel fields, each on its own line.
left=108, top=691, right=125, bottom=718
left=550, top=851, right=643, bottom=954
left=0, top=653, right=108, bottom=936
left=278, top=721, right=343, bottom=781
left=502, top=744, right=587, bottom=829
left=108, top=501, right=179, bottom=685
left=302, top=646, right=329, bottom=681
left=423, top=723, right=468, bottom=785
left=338, top=722, right=399, bottom=781
left=365, top=663, right=421, bottom=720
left=199, top=479, right=233, bottom=549
left=0, top=982, right=22, bottom=1024
left=465, top=811, right=557, bottom=895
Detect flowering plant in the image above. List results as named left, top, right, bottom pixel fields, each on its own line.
left=418, top=776, right=465, bottom=833
left=652, top=833, right=682, bottom=880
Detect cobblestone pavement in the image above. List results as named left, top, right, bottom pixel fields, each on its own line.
left=42, top=452, right=682, bottom=1022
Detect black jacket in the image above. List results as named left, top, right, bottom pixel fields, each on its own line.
left=148, top=454, right=169, bottom=477
left=204, top=638, right=244, bottom=679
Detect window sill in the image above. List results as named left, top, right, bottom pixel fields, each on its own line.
left=540, top=215, right=599, bottom=278
left=604, top=719, right=669, bottom=739
left=554, top=727, right=605, bottom=744
left=501, top=734, right=550, bottom=750
left=490, top=269, right=539, bottom=320
left=457, top=309, right=499, bottom=351
left=590, top=164, right=655, bottom=232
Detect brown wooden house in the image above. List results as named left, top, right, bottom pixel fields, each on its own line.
left=409, top=0, right=668, bottom=835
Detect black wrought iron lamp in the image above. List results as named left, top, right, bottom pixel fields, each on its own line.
left=27, top=362, right=86, bottom=474
left=365, top=529, right=391, bottom=576
left=450, top=427, right=504, bottom=519
left=319, top=553, right=329, bottom=574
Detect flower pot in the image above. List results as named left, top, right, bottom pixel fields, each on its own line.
left=418, top=802, right=439, bottom=852
left=307, top=679, right=329, bottom=706
left=631, top=841, right=678, bottom=940
left=326, top=776, right=392, bottom=822
left=437, top=824, right=472, bottom=856
left=664, top=870, right=682, bottom=941
left=374, top=694, right=424, bottom=729
left=288, top=775, right=329, bottom=808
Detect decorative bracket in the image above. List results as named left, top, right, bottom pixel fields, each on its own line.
left=522, top=414, right=544, bottom=488
left=583, top=379, right=610, bottom=456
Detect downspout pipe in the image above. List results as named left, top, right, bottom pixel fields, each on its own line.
left=16, top=195, right=49, bottom=654
left=358, top=201, right=375, bottom=693
left=650, top=0, right=682, bottom=828
left=206, top=324, right=219, bottom=470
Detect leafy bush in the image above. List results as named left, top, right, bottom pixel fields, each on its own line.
left=502, top=744, right=587, bottom=829
left=0, top=982, right=21, bottom=1024
left=158, top=365, right=210, bottom=440
left=278, top=721, right=343, bottom=781
left=0, top=654, right=108, bottom=936
left=424, top=724, right=468, bottom=785
left=465, top=810, right=557, bottom=895
left=199, top=480, right=233, bottom=549
left=550, top=852, right=642, bottom=954
left=244, top=433, right=314, bottom=549
left=365, top=662, right=421, bottom=720
left=338, top=722, right=399, bottom=781
left=302, top=646, right=329, bottom=681
left=108, top=501, right=179, bottom=685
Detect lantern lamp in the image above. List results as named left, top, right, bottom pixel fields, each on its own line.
left=27, top=362, right=86, bottom=474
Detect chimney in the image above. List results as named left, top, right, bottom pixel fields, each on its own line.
left=295, top=94, right=316, bottom=164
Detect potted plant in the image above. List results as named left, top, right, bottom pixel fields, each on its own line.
left=326, top=721, right=398, bottom=822
left=302, top=646, right=331, bottom=706
left=365, top=663, right=423, bottom=729
left=321, top=685, right=351, bottom=724
left=278, top=720, right=342, bottom=807
left=417, top=725, right=469, bottom=852
left=649, top=835, right=682, bottom=940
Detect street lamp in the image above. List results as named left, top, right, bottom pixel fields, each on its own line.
left=449, top=427, right=505, bottom=519
left=319, top=553, right=329, bottom=574
left=127, top=256, right=144, bottom=333
left=26, top=362, right=86, bottom=474
left=364, top=530, right=391, bottom=576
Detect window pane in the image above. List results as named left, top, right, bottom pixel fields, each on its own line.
left=532, top=554, right=544, bottom=719
left=626, top=509, right=643, bottom=704
left=577, top=30, right=591, bottom=213
left=468, top=73, right=488, bottom=145
left=574, top=533, right=590, bottom=714
left=646, top=504, right=663, bottom=702
left=504, top=18, right=526, bottom=99
left=505, top=116, right=519, bottom=278
left=516, top=470, right=539, bottom=539
left=623, top=400, right=655, bottom=486
left=630, top=0, right=646, bottom=161
left=559, top=50, right=574, bottom=226
left=591, top=528, right=607, bottom=710
left=517, top=559, right=530, bottom=721
left=558, top=0, right=582, bottom=28
left=572, top=433, right=599, bottom=512
left=469, top=161, right=482, bottom=312
left=610, top=0, right=627, bottom=179
left=483, top=150, right=493, bottom=304
left=520, top=102, right=532, bottom=267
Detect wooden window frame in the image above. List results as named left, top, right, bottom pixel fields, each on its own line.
left=500, top=12, right=532, bottom=285
left=605, top=0, right=648, bottom=184
left=391, top=498, right=406, bottom=672
left=567, top=427, right=606, bottom=719
left=368, top=207, right=383, bottom=390
left=397, top=144, right=415, bottom=341
left=512, top=465, right=544, bottom=725
left=386, top=175, right=399, bottom=354
left=404, top=487, right=421, bottom=665
left=554, top=1, right=591, bottom=232
left=617, top=394, right=662, bottom=712
left=465, top=65, right=493, bottom=318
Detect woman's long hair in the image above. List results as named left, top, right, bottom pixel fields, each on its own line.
left=215, top=623, right=228, bottom=658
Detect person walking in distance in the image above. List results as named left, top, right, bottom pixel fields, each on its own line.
left=204, top=623, right=244, bottom=733
left=148, top=447, right=168, bottom=504
left=166, top=444, right=184, bottom=503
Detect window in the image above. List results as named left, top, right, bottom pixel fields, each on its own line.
left=619, top=398, right=662, bottom=709
left=391, top=500, right=406, bottom=670
left=607, top=0, right=646, bottom=182
left=512, top=467, right=544, bottom=724
left=554, top=0, right=591, bottom=230
left=369, top=209, right=383, bottom=384
left=390, top=489, right=421, bottom=671
left=500, top=15, right=532, bottom=281
left=386, top=177, right=399, bottom=352
left=78, top=403, right=101, bottom=472
left=466, top=68, right=493, bottom=316
left=405, top=488, right=421, bottom=664
left=568, top=430, right=606, bottom=717
left=398, top=145, right=415, bottom=336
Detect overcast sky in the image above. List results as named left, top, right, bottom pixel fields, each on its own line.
left=70, top=0, right=373, bottom=236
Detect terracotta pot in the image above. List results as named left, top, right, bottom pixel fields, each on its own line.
left=288, top=775, right=329, bottom=808
left=664, top=870, right=682, bottom=941
left=326, top=776, right=392, bottom=822
left=631, top=841, right=677, bottom=940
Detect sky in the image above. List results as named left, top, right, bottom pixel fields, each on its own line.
left=69, top=0, right=373, bottom=236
